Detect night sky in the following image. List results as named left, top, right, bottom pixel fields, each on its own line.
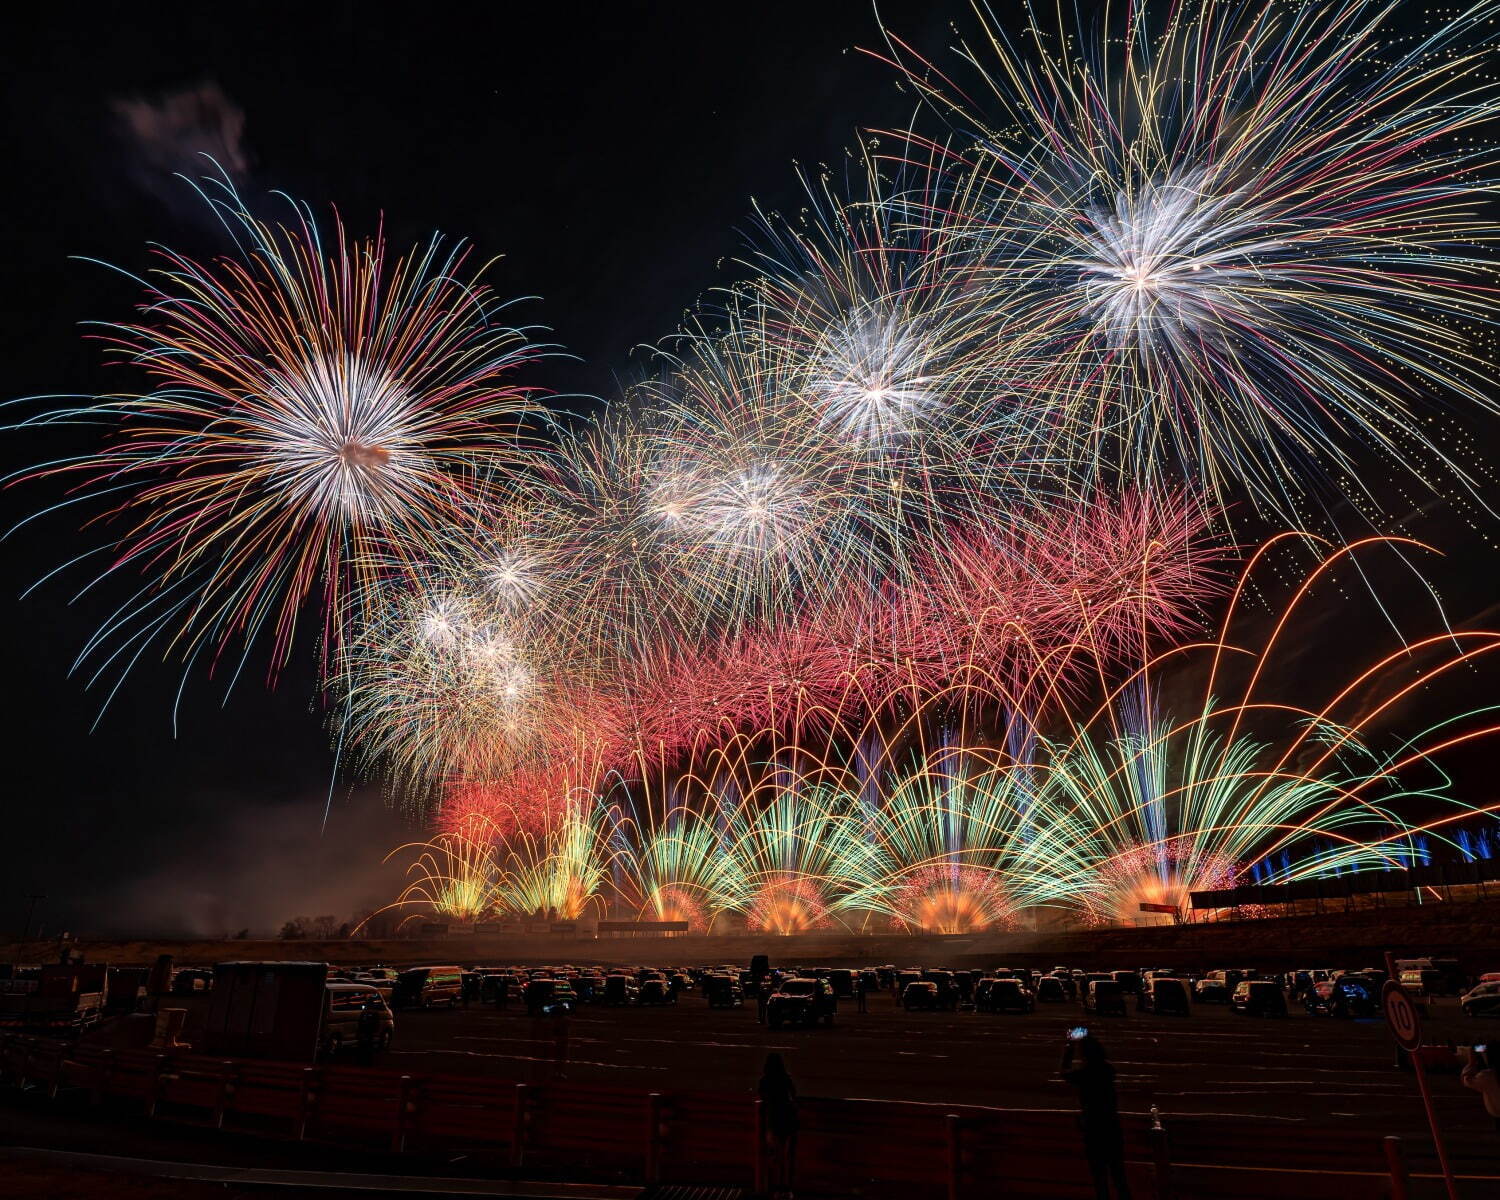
left=1, top=3, right=1494, bottom=937
left=0, top=1, right=961, bottom=936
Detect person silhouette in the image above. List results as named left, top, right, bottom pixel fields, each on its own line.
left=1061, top=1032, right=1132, bottom=1199
left=758, top=1052, right=799, bottom=1198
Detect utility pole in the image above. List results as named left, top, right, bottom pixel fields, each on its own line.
left=22, top=893, right=44, bottom=939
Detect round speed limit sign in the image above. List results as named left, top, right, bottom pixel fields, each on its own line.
left=1382, top=981, right=1423, bottom=1052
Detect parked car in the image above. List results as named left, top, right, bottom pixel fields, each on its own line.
left=923, top=971, right=961, bottom=1010
left=523, top=977, right=577, bottom=1016
left=1193, top=979, right=1230, bottom=1005
left=939, top=972, right=968, bottom=1009
left=1305, top=979, right=1376, bottom=1018
left=392, top=966, right=463, bottom=1010
left=703, top=975, right=744, bottom=1008
left=1231, top=980, right=1287, bottom=1017
left=1461, top=981, right=1500, bottom=1018
left=986, top=978, right=1035, bottom=1014
left=484, top=972, right=525, bottom=1004
left=768, top=978, right=836, bottom=1028
left=1207, top=969, right=1246, bottom=994
left=321, top=983, right=393, bottom=1056
left=573, top=974, right=605, bottom=1004
left=1138, top=977, right=1190, bottom=1016
left=639, top=978, right=676, bottom=1006
left=171, top=968, right=213, bottom=994
left=1400, top=968, right=1447, bottom=997
left=1035, top=976, right=1067, bottom=1003
left=901, top=980, right=941, bottom=1012
left=1083, top=980, right=1128, bottom=1017
left=603, top=974, right=640, bottom=1006
left=353, top=970, right=396, bottom=1002
left=973, top=977, right=999, bottom=1011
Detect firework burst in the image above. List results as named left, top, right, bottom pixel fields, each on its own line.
left=877, top=0, right=1500, bottom=524
left=7, top=173, right=551, bottom=697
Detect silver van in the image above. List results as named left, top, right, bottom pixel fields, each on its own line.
left=321, top=982, right=394, bottom=1056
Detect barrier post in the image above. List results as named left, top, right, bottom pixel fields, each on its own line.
left=45, top=1042, right=62, bottom=1099
left=1383, top=1135, right=1411, bottom=1200
left=148, top=1054, right=168, bottom=1118
left=1149, top=1107, right=1173, bottom=1200
left=646, top=1091, right=666, bottom=1183
left=298, top=1067, right=319, bottom=1140
left=945, top=1113, right=963, bottom=1200
left=92, top=1047, right=113, bottom=1106
left=752, top=1098, right=768, bottom=1194
left=17, top=1040, right=33, bottom=1091
left=510, top=1082, right=530, bottom=1168
left=394, top=1075, right=417, bottom=1152
left=214, top=1062, right=236, bottom=1129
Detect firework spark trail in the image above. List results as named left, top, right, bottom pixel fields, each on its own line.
left=874, top=0, right=1500, bottom=527
left=5, top=173, right=553, bottom=701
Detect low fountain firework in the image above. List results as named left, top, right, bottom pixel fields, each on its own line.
left=377, top=537, right=1500, bottom=933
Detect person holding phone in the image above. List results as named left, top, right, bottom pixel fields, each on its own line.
left=1061, top=1029, right=1132, bottom=1199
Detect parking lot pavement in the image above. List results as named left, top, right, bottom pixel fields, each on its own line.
left=380, top=992, right=1498, bottom=1152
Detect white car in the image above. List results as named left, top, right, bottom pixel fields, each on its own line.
left=353, top=970, right=396, bottom=1001
left=1460, top=981, right=1500, bottom=1018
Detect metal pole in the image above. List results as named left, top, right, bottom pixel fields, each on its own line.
left=1383, top=950, right=1457, bottom=1200
left=945, top=1113, right=962, bottom=1200
left=646, top=1091, right=665, bottom=1184
left=753, top=1098, right=768, bottom=1194
left=22, top=893, right=43, bottom=939
left=1409, top=1053, right=1459, bottom=1200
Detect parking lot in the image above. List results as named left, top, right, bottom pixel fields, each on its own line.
left=377, top=979, right=1499, bottom=1161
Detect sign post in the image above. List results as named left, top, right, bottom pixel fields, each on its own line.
left=1382, top=978, right=1457, bottom=1200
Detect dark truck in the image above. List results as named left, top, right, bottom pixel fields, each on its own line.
left=767, top=977, right=836, bottom=1028
left=202, top=961, right=330, bottom=1061
left=0, top=963, right=107, bottom=1031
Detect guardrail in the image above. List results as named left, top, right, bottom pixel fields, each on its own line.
left=0, top=1032, right=1430, bottom=1198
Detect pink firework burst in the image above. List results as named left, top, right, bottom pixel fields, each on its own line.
left=887, top=864, right=1020, bottom=935
left=745, top=873, right=837, bottom=935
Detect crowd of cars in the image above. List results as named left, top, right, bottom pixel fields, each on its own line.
left=172, top=954, right=1500, bottom=1060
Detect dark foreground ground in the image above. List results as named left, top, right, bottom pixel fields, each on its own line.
left=5, top=989, right=1500, bottom=1196
left=385, top=989, right=1498, bottom=1161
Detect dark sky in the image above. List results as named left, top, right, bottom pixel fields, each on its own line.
left=0, top=1, right=956, bottom=936
left=1, top=3, right=1494, bottom=938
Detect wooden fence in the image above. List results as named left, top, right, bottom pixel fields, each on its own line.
left=0, top=1032, right=1434, bottom=1198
